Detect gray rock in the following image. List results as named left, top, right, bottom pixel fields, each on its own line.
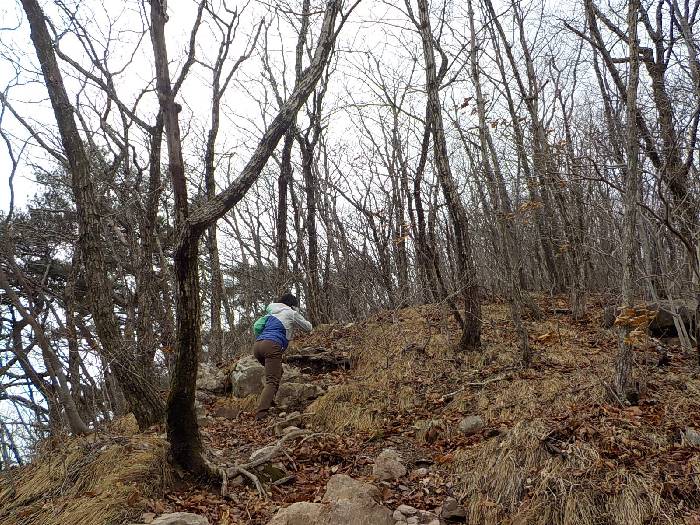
left=276, top=382, right=320, bottom=408
left=323, top=474, right=382, bottom=506
left=267, top=502, right=324, bottom=525
left=393, top=509, right=406, bottom=520
left=411, top=468, right=429, bottom=478
left=267, top=474, right=393, bottom=525
left=397, top=504, right=417, bottom=515
left=441, top=497, right=466, bottom=520
left=230, top=356, right=266, bottom=397
left=373, top=448, right=407, bottom=481
left=684, top=427, right=700, bottom=446
left=249, top=445, right=278, bottom=463
left=419, top=510, right=440, bottom=524
left=406, top=517, right=419, bottom=525
left=230, top=356, right=303, bottom=398
left=458, top=415, right=485, bottom=436
left=197, top=364, right=227, bottom=393
left=325, top=498, right=394, bottom=525
left=274, top=412, right=304, bottom=436
left=139, top=513, right=209, bottom=525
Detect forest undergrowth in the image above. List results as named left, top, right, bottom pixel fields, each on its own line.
left=1, top=295, right=699, bottom=525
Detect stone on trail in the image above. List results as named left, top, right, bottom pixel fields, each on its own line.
left=397, top=504, right=418, bottom=515
left=323, top=474, right=382, bottom=506
left=372, top=448, right=407, bottom=481
left=275, top=382, right=321, bottom=408
left=196, top=363, right=227, bottom=394
left=411, top=467, right=429, bottom=478
left=274, top=412, right=304, bottom=436
left=249, top=445, right=279, bottom=463
left=131, top=512, right=209, bottom=525
left=230, top=356, right=266, bottom=397
left=458, top=415, right=485, bottom=436
left=684, top=427, right=700, bottom=446
left=267, top=474, right=393, bottom=525
left=440, top=497, right=467, bottom=520
left=267, top=502, right=324, bottom=525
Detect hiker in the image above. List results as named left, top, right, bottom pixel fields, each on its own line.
left=253, top=293, right=312, bottom=419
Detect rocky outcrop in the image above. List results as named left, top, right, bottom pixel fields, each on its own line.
left=284, top=346, right=352, bottom=372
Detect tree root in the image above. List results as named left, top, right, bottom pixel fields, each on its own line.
left=220, top=429, right=316, bottom=498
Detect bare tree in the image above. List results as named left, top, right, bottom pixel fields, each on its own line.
left=409, top=0, right=481, bottom=349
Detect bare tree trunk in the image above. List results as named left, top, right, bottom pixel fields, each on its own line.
left=276, top=132, right=293, bottom=287
left=414, top=0, right=481, bottom=349
left=466, top=0, right=529, bottom=364
left=136, top=114, right=164, bottom=370
left=300, top=140, right=322, bottom=323
left=614, top=0, right=640, bottom=399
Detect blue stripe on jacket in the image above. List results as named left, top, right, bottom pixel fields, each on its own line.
left=256, top=315, right=289, bottom=349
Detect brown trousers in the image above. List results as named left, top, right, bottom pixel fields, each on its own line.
left=253, top=339, right=283, bottom=414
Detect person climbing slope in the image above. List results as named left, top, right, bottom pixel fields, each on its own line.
left=253, top=293, right=312, bottom=420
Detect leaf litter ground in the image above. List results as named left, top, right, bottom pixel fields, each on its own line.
left=2, top=295, right=699, bottom=524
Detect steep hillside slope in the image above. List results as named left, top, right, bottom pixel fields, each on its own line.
left=2, top=297, right=699, bottom=524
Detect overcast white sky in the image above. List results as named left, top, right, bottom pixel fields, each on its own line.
left=0, top=0, right=418, bottom=215
left=0, top=0, right=595, bottom=223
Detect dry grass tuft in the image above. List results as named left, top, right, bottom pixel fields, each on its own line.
left=301, top=298, right=700, bottom=524
left=0, top=431, right=171, bottom=525
left=230, top=394, right=259, bottom=412
left=305, top=304, right=459, bottom=435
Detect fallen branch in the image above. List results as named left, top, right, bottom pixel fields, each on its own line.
left=441, top=374, right=513, bottom=401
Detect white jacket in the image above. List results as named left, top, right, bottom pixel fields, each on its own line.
left=257, top=302, right=312, bottom=348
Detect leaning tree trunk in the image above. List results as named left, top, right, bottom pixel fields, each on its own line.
left=150, top=0, right=342, bottom=478
left=415, top=0, right=481, bottom=349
